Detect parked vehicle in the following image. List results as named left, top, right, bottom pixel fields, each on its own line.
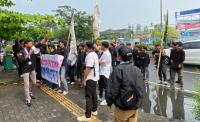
left=165, top=40, right=200, bottom=65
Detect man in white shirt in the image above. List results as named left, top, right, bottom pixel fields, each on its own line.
left=77, top=42, right=99, bottom=122
left=99, top=41, right=112, bottom=106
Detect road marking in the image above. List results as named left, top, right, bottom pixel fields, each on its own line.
left=182, top=70, right=200, bottom=75
left=148, top=81, right=198, bottom=94
left=39, top=84, right=102, bottom=122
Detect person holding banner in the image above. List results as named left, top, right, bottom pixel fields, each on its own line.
left=17, top=40, right=37, bottom=107
left=57, top=40, right=69, bottom=95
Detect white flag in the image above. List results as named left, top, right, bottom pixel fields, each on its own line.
left=93, top=1, right=100, bottom=40
left=67, top=16, right=77, bottom=66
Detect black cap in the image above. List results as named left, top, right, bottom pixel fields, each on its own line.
left=176, top=42, right=183, bottom=47
left=118, top=46, right=132, bottom=61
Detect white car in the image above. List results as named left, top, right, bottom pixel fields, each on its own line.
left=164, top=40, right=200, bottom=65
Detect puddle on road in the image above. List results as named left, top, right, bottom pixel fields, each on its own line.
left=142, top=84, right=198, bottom=122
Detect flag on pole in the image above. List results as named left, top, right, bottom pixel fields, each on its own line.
left=67, top=15, right=77, bottom=66
left=93, top=1, right=100, bottom=40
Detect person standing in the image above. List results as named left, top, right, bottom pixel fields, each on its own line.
left=109, top=43, right=117, bottom=68
left=106, top=46, right=144, bottom=122
left=14, top=40, right=24, bottom=76
left=77, top=43, right=86, bottom=87
left=17, top=40, right=37, bottom=107
left=57, top=40, right=69, bottom=95
left=77, top=42, right=99, bottom=121
left=139, top=46, right=150, bottom=83
left=132, top=45, right=140, bottom=68
left=152, top=44, right=168, bottom=85
left=98, top=41, right=112, bottom=106
left=170, top=42, right=185, bottom=87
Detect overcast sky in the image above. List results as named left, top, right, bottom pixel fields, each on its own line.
left=6, top=0, right=200, bottom=31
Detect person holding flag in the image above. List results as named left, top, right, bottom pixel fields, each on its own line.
left=67, top=15, right=78, bottom=85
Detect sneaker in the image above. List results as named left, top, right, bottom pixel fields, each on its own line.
left=176, top=80, right=181, bottom=84
left=71, top=82, right=75, bottom=85
left=77, top=115, right=91, bottom=121
left=158, top=81, right=163, bottom=84
left=92, top=111, right=98, bottom=116
left=163, top=81, right=168, bottom=85
left=100, top=100, right=107, bottom=106
left=57, top=89, right=63, bottom=93
left=26, top=100, right=31, bottom=107
left=62, top=91, right=68, bottom=95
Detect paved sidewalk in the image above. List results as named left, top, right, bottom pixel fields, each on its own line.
left=0, top=85, right=77, bottom=122
left=0, top=83, right=170, bottom=122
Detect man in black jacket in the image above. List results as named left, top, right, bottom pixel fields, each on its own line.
left=17, top=40, right=36, bottom=107
left=170, top=42, right=185, bottom=87
left=106, top=46, right=144, bottom=122
left=139, top=46, right=150, bottom=83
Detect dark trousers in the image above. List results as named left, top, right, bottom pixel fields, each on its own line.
left=76, top=66, right=83, bottom=80
left=99, top=75, right=109, bottom=99
left=68, top=65, right=75, bottom=83
left=171, top=68, right=183, bottom=85
left=158, top=65, right=167, bottom=81
left=85, top=80, right=98, bottom=118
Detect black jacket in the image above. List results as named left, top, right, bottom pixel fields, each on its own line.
left=139, top=52, right=150, bottom=67
left=57, top=47, right=70, bottom=67
left=17, top=48, right=35, bottom=74
left=107, top=63, right=145, bottom=109
left=77, top=50, right=86, bottom=67
left=170, top=49, right=185, bottom=69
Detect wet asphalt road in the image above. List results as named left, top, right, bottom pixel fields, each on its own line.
left=145, top=61, right=199, bottom=122
left=149, top=60, right=200, bottom=92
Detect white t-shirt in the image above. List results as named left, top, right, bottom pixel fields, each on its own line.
left=99, top=49, right=112, bottom=79
left=85, top=52, right=100, bottom=81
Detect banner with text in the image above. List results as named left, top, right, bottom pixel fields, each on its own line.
left=41, top=54, right=64, bottom=86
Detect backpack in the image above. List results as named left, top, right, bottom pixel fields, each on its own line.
left=115, top=64, right=143, bottom=110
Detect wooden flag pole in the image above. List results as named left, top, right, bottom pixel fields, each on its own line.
left=156, top=10, right=168, bottom=83
left=155, top=10, right=168, bottom=118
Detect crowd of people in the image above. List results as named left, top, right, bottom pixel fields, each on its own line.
left=12, top=38, right=185, bottom=122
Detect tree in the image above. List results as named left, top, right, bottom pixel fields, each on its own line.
left=0, top=10, right=58, bottom=41
left=53, top=5, right=93, bottom=41
left=151, top=25, right=180, bottom=43
left=0, top=0, right=15, bottom=7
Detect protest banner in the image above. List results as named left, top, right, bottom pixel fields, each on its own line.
left=41, top=54, right=64, bottom=86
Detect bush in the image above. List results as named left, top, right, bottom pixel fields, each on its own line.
left=193, top=72, right=200, bottom=120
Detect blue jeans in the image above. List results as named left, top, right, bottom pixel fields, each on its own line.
left=60, top=66, right=68, bottom=91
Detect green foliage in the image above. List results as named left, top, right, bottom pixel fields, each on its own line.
left=52, top=27, right=69, bottom=40
left=151, top=25, right=180, bottom=42
left=0, top=0, right=15, bottom=7
left=193, top=72, right=200, bottom=120
left=0, top=10, right=58, bottom=41
left=53, top=5, right=93, bottom=41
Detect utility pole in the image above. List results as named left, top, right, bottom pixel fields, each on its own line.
left=160, top=0, right=163, bottom=31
